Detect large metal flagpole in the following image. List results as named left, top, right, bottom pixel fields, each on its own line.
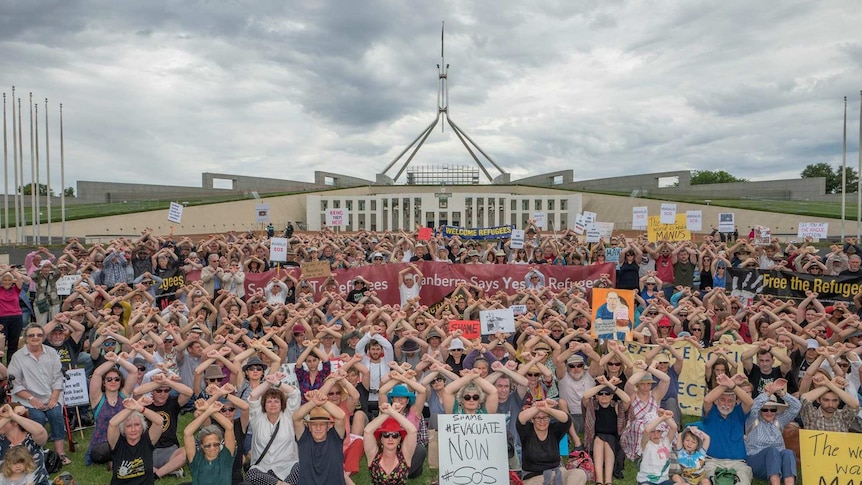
left=12, top=88, right=18, bottom=243
left=60, top=103, right=66, bottom=241
left=842, top=96, right=847, bottom=240
left=45, top=98, right=51, bottom=244
left=35, top=102, right=40, bottom=243
left=3, top=93, right=7, bottom=244
left=17, top=97, right=24, bottom=243
left=29, top=93, right=35, bottom=243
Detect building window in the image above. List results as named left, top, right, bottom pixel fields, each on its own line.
left=321, top=200, right=328, bottom=211
left=522, top=199, right=529, bottom=211
left=371, top=200, right=377, bottom=210
left=548, top=199, right=554, bottom=211
left=535, top=199, right=542, bottom=210
left=359, top=200, right=365, bottom=211
left=560, top=199, right=567, bottom=210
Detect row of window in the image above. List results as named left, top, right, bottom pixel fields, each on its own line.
left=321, top=197, right=570, bottom=211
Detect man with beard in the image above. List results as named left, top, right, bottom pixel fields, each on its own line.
left=356, top=328, right=394, bottom=416
left=799, top=373, right=859, bottom=432
left=701, top=373, right=754, bottom=485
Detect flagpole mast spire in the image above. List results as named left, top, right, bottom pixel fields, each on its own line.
left=379, top=22, right=509, bottom=184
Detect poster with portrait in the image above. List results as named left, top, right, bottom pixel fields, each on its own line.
left=591, top=288, right=635, bottom=341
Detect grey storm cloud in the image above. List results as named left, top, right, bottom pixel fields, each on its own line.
left=0, top=0, right=860, bottom=189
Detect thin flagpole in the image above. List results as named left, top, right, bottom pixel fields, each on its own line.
left=35, top=102, right=40, bottom=243
left=17, top=97, right=23, bottom=243
left=29, top=92, right=35, bottom=243
left=60, top=103, right=65, bottom=241
left=858, top=90, right=862, bottom=240
left=3, top=93, right=7, bottom=244
left=12, top=88, right=18, bottom=243
left=842, top=96, right=847, bottom=241
left=45, top=98, right=51, bottom=244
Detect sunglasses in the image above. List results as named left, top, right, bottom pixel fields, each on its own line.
left=380, top=431, right=401, bottom=439
left=691, top=328, right=702, bottom=332
left=144, top=344, right=155, bottom=349
left=432, top=377, right=446, bottom=383
left=597, top=391, right=613, bottom=396
left=462, top=394, right=481, bottom=402
left=526, top=373, right=541, bottom=378
left=103, top=341, right=116, bottom=346
left=567, top=363, right=584, bottom=369
left=201, top=443, right=222, bottom=449
left=105, top=376, right=122, bottom=383
left=607, top=362, right=621, bottom=367
left=247, top=366, right=264, bottom=372
left=207, top=378, right=222, bottom=383
left=761, top=408, right=778, bottom=413
left=328, top=391, right=341, bottom=397
left=153, top=388, right=171, bottom=394
left=220, top=407, right=236, bottom=413
left=136, top=366, right=147, bottom=372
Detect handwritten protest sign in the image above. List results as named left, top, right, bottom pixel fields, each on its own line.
left=63, top=368, right=89, bottom=407
left=448, top=320, right=480, bottom=339
left=686, top=211, right=702, bottom=232
left=573, top=214, right=586, bottom=235
left=798, top=222, right=828, bottom=239
left=269, top=237, right=288, bottom=262
left=167, top=202, right=183, bottom=224
left=300, top=260, right=330, bottom=279
left=606, top=247, right=622, bottom=268
left=586, top=224, right=601, bottom=243
left=510, top=229, right=525, bottom=249
left=583, top=211, right=597, bottom=223
left=533, top=212, right=546, bottom=229
left=633, top=207, right=648, bottom=230
left=647, top=215, right=691, bottom=242
left=326, top=209, right=346, bottom=227
left=438, top=414, right=508, bottom=485
left=660, top=203, right=677, bottom=224
left=800, top=430, right=861, bottom=485
left=56, top=275, right=80, bottom=296
left=479, top=308, right=515, bottom=335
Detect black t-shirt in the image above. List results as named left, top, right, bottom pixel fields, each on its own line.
left=346, top=288, right=366, bottom=304
left=410, top=254, right=433, bottom=262
left=747, top=365, right=797, bottom=397
left=147, top=396, right=182, bottom=448
left=110, top=435, right=155, bottom=485
left=46, top=337, right=82, bottom=371
left=517, top=416, right=570, bottom=480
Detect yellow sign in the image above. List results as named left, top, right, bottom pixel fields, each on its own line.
left=624, top=341, right=755, bottom=416
left=800, top=430, right=862, bottom=485
left=647, top=215, right=691, bottom=242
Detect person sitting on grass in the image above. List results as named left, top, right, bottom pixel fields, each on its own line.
left=673, top=426, right=710, bottom=485
left=637, top=409, right=678, bottom=485
left=184, top=400, right=236, bottom=485
left=292, top=389, right=348, bottom=485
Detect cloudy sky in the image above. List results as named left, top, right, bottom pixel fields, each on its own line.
left=1, top=1, right=861, bottom=192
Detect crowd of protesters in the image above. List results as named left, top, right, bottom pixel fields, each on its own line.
left=0, top=220, right=860, bottom=485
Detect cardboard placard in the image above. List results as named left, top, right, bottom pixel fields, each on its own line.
left=56, top=275, right=80, bottom=296
left=585, top=224, right=601, bottom=243
left=686, top=210, right=702, bottom=232
left=448, top=320, right=480, bottom=339
left=269, top=237, right=288, bottom=262
left=167, top=202, right=183, bottom=224
left=510, top=229, right=525, bottom=249
left=300, top=260, right=331, bottom=279
left=63, top=368, right=89, bottom=407
left=800, top=429, right=858, bottom=485
left=647, top=215, right=691, bottom=242
left=438, top=414, right=509, bottom=485
left=718, top=213, right=735, bottom=233
left=591, top=288, right=635, bottom=341
left=479, top=308, right=515, bottom=335
left=326, top=209, right=346, bottom=227
left=632, top=207, right=648, bottom=230
left=418, top=227, right=433, bottom=241
left=533, top=212, right=546, bottom=229
left=660, top=203, right=677, bottom=224
left=255, top=203, right=270, bottom=223
left=798, top=222, right=828, bottom=239
left=583, top=211, right=597, bottom=223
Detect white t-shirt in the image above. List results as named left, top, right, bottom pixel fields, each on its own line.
left=400, top=282, right=421, bottom=306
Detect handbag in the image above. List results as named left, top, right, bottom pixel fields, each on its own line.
left=565, top=449, right=595, bottom=482
left=36, top=298, right=50, bottom=313
left=253, top=420, right=280, bottom=467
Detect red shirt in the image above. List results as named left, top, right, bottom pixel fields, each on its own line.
left=0, top=286, right=21, bottom=316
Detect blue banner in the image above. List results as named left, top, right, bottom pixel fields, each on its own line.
left=440, top=225, right=515, bottom=239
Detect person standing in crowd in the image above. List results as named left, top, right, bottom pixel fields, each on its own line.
left=0, top=266, right=26, bottom=363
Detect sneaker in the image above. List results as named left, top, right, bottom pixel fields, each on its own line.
left=169, top=469, right=184, bottom=478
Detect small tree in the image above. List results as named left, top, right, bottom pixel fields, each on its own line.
left=64, top=187, right=75, bottom=197
left=801, top=163, right=858, bottom=193
left=689, top=170, right=748, bottom=185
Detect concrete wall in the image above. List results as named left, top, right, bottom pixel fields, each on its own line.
left=77, top=181, right=237, bottom=204
left=313, top=171, right=375, bottom=187
left=202, top=172, right=325, bottom=192
left=650, top=178, right=826, bottom=200
left=512, top=170, right=574, bottom=186
left=565, top=171, right=692, bottom=193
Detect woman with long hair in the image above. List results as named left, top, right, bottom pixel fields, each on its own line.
left=363, top=402, right=418, bottom=485
left=87, top=352, right=140, bottom=465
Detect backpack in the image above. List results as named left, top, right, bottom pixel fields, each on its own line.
left=565, top=450, right=595, bottom=482
left=43, top=449, right=62, bottom=474
left=713, top=467, right=739, bottom=485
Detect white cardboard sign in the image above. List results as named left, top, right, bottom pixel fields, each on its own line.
left=510, top=229, right=525, bottom=249
left=63, top=368, right=90, bottom=407
left=438, top=414, right=508, bottom=485
left=269, top=237, right=288, bottom=262
left=167, top=202, right=183, bottom=224
left=479, top=308, right=515, bottom=335
left=718, top=213, right=735, bottom=233
left=255, top=203, right=271, bottom=223
left=633, top=207, right=648, bottom=230
left=56, top=275, right=80, bottom=296
left=533, top=212, right=547, bottom=230
left=686, top=211, right=702, bottom=232
left=798, top=222, right=828, bottom=239
left=326, top=209, right=346, bottom=227
left=660, top=203, right=677, bottom=225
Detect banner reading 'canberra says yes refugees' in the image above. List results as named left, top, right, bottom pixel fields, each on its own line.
left=727, top=268, right=862, bottom=302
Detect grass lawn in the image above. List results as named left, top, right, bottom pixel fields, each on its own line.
left=53, top=413, right=770, bottom=485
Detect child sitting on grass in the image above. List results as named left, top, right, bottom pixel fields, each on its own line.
left=673, top=426, right=710, bottom=485
left=637, top=409, right=678, bottom=485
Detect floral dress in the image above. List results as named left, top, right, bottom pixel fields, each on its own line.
left=620, top=394, right=659, bottom=460
left=369, top=450, right=409, bottom=485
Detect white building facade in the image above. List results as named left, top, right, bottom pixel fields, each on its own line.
left=306, top=191, right=583, bottom=231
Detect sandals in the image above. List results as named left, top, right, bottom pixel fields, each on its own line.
left=59, top=454, right=72, bottom=466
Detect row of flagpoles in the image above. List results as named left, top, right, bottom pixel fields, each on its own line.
left=2, top=86, right=66, bottom=245
left=841, top=92, right=862, bottom=240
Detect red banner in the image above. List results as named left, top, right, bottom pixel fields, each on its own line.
left=237, top=262, right=616, bottom=306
